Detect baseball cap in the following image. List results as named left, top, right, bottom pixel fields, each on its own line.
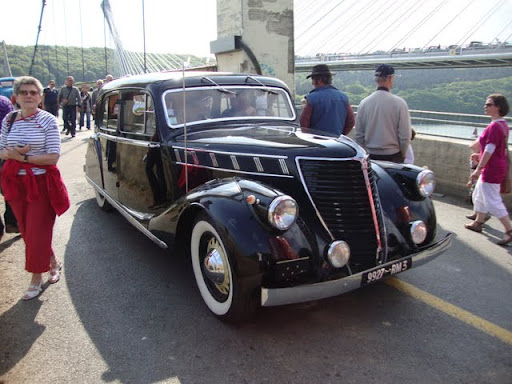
left=374, top=64, right=395, bottom=77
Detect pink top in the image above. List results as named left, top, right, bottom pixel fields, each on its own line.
left=479, top=119, right=509, bottom=184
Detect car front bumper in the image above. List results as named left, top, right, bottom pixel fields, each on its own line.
left=260, top=232, right=452, bottom=307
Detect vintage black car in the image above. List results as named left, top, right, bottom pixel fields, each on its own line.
left=85, top=71, right=452, bottom=321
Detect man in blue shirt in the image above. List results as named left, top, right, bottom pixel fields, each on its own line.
left=300, top=64, right=355, bottom=136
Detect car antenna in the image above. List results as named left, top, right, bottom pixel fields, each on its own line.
left=183, top=62, right=189, bottom=192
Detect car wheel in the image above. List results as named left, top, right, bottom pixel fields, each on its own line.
left=95, top=189, right=113, bottom=212
left=190, top=214, right=256, bottom=321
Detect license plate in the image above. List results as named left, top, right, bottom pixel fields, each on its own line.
left=361, top=258, right=412, bottom=286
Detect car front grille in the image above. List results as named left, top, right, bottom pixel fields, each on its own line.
left=298, top=158, right=385, bottom=272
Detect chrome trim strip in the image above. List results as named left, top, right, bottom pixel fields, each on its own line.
left=85, top=176, right=168, bottom=249
left=173, top=146, right=288, bottom=160
left=276, top=256, right=310, bottom=265
left=174, top=148, right=182, bottom=162
left=253, top=157, right=264, bottom=172
left=210, top=153, right=219, bottom=167
left=261, top=233, right=452, bottom=307
left=230, top=155, right=240, bottom=170
left=116, top=136, right=155, bottom=148
left=362, top=158, right=383, bottom=258
left=173, top=161, right=294, bottom=178
left=97, top=132, right=117, bottom=140
left=279, top=158, right=289, bottom=175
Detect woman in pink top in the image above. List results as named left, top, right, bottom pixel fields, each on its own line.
left=465, top=93, right=512, bottom=245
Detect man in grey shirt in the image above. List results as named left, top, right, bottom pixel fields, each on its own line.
left=355, top=64, right=411, bottom=163
left=58, top=76, right=81, bottom=138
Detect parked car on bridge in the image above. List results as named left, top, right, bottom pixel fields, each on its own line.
left=0, top=76, right=15, bottom=99
left=85, top=71, right=452, bottom=321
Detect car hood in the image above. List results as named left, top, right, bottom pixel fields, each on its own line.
left=172, top=125, right=361, bottom=159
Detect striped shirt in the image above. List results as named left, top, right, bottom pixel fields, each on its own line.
left=0, top=109, right=60, bottom=175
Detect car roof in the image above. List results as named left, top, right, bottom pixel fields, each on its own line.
left=100, top=71, right=290, bottom=94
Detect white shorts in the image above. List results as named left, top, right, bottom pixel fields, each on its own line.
left=472, top=177, right=508, bottom=219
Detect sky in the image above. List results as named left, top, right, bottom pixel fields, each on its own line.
left=295, top=0, right=512, bottom=56
left=1, top=0, right=511, bottom=58
left=0, top=0, right=218, bottom=57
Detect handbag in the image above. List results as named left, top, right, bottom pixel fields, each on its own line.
left=500, top=121, right=512, bottom=194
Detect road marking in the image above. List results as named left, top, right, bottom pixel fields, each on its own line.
left=385, top=277, right=512, bottom=346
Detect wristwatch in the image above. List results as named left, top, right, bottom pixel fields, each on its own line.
left=23, top=154, right=29, bottom=163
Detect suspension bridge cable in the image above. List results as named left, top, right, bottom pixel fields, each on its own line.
left=373, top=0, right=425, bottom=53
left=29, top=0, right=46, bottom=76
left=343, top=0, right=403, bottom=55
left=456, top=0, right=507, bottom=47
left=351, top=0, right=419, bottom=54
left=298, top=0, right=369, bottom=56
left=389, top=0, right=450, bottom=53
left=312, top=0, right=381, bottom=55
left=295, top=0, right=348, bottom=41
left=491, top=19, right=512, bottom=45
left=79, top=0, right=85, bottom=81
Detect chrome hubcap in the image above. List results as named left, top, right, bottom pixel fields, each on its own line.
left=203, top=237, right=229, bottom=295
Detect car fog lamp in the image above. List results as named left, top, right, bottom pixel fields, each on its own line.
left=327, top=241, right=350, bottom=268
left=268, top=195, right=298, bottom=230
left=410, top=220, right=427, bottom=244
left=417, top=169, right=436, bottom=197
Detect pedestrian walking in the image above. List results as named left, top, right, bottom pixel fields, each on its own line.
left=464, top=93, right=512, bottom=245
left=79, top=84, right=92, bottom=130
left=0, top=76, right=70, bottom=300
left=58, top=76, right=80, bottom=138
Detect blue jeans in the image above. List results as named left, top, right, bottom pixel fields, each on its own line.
left=80, top=109, right=91, bottom=129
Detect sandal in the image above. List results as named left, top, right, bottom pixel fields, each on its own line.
left=48, top=262, right=62, bottom=284
left=22, top=281, right=43, bottom=301
left=465, top=213, right=491, bottom=222
left=497, top=230, right=512, bottom=246
left=464, top=221, right=484, bottom=233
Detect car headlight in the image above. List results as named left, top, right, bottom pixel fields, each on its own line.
left=327, top=241, right=350, bottom=268
left=410, top=220, right=427, bottom=244
left=268, top=195, right=298, bottom=230
left=417, top=169, right=436, bottom=197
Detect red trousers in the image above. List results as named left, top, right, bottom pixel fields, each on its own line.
left=8, top=174, right=56, bottom=274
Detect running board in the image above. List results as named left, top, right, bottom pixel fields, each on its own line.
left=86, top=176, right=168, bottom=249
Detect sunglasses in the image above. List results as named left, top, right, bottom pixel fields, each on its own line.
left=18, top=90, right=40, bottom=96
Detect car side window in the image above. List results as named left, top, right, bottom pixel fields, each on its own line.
left=101, top=93, right=119, bottom=132
left=120, top=92, right=155, bottom=137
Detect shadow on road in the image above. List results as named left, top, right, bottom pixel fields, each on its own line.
left=62, top=198, right=510, bottom=384
left=0, top=298, right=45, bottom=376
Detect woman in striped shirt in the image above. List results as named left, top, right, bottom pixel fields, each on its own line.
left=0, top=76, right=69, bottom=300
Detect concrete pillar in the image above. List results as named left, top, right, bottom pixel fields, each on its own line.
left=211, top=0, right=295, bottom=96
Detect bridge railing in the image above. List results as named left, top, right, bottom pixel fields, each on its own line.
left=297, top=104, right=512, bottom=142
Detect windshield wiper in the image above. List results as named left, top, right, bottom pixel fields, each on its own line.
left=245, top=76, right=279, bottom=95
left=201, top=76, right=238, bottom=95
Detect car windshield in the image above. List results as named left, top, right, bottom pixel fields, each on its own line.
left=162, top=86, right=295, bottom=128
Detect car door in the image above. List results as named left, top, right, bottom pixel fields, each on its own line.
left=96, top=91, right=120, bottom=202
left=116, top=90, right=167, bottom=217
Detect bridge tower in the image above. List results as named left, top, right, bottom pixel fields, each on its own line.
left=211, top=0, right=295, bottom=96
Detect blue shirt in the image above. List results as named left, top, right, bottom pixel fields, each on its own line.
left=305, top=85, right=349, bottom=136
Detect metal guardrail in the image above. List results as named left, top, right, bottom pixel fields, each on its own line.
left=296, top=105, right=512, bottom=141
